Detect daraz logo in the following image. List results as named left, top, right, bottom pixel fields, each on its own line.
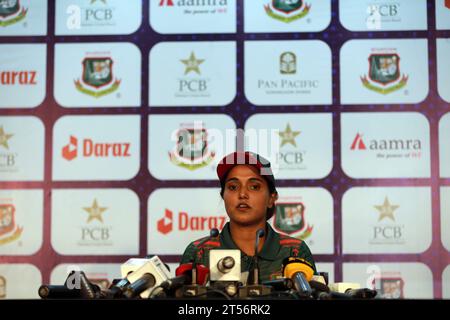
left=61, top=135, right=131, bottom=161
left=156, top=209, right=226, bottom=235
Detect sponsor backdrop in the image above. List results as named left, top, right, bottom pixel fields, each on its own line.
left=0, top=0, right=449, bottom=299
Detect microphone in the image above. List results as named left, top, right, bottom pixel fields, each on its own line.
left=282, top=257, right=314, bottom=298
left=122, top=255, right=171, bottom=299
left=345, top=288, right=377, bottom=299
left=238, top=228, right=271, bottom=297
left=262, top=278, right=294, bottom=291
left=79, top=271, right=102, bottom=299
left=252, top=228, right=265, bottom=285
left=123, top=273, right=156, bottom=299
left=162, top=263, right=210, bottom=298
left=38, top=285, right=81, bottom=299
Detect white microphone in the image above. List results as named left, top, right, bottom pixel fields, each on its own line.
left=122, top=256, right=171, bottom=299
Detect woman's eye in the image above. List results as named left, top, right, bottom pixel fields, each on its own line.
left=227, top=184, right=238, bottom=191
left=249, top=184, right=261, bottom=191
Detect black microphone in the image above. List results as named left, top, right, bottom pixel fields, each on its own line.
left=252, top=228, right=265, bottom=285
left=79, top=271, right=102, bottom=299
left=123, top=273, right=157, bottom=299
left=38, top=285, right=81, bottom=299
left=345, top=288, right=378, bottom=299
left=238, top=228, right=271, bottom=297
left=105, top=278, right=131, bottom=299
left=262, top=278, right=294, bottom=291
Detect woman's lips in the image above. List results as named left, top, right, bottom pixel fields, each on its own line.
left=236, top=203, right=251, bottom=211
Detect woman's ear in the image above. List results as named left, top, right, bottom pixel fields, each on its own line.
left=268, top=192, right=278, bottom=208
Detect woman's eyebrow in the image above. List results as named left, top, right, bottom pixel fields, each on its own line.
left=225, top=177, right=263, bottom=183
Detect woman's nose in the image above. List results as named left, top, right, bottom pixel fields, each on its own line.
left=239, top=189, right=249, bottom=199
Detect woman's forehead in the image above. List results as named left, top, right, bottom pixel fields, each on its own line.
left=225, top=165, right=263, bottom=181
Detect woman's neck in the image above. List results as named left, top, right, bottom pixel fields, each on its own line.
left=229, top=221, right=266, bottom=257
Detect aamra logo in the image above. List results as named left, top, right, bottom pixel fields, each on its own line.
left=361, top=52, right=408, bottom=95
left=62, top=135, right=132, bottom=161
left=74, top=56, right=121, bottom=98
left=0, top=204, right=23, bottom=246
left=280, top=52, right=296, bottom=75
left=159, top=0, right=174, bottom=6
left=273, top=202, right=313, bottom=239
left=0, top=126, right=13, bottom=150
left=169, top=124, right=215, bottom=170
left=350, top=133, right=366, bottom=150
left=350, top=132, right=422, bottom=154
left=157, top=208, right=227, bottom=235
left=0, top=0, right=27, bottom=27
left=265, top=0, right=311, bottom=23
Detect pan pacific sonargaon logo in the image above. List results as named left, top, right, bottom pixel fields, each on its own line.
left=0, top=0, right=27, bottom=27
left=74, top=56, right=121, bottom=98
left=265, top=0, right=311, bottom=23
left=361, top=51, right=408, bottom=95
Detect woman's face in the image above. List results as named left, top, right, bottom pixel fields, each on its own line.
left=222, top=165, right=277, bottom=227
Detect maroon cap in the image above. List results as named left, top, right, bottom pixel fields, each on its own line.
left=216, top=151, right=277, bottom=193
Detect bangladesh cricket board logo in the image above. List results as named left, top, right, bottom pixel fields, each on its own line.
left=0, top=204, right=23, bottom=246
left=169, top=126, right=215, bottom=171
left=273, top=202, right=313, bottom=240
left=265, top=0, right=311, bottom=23
left=361, top=53, right=408, bottom=95
left=74, top=57, right=121, bottom=98
left=0, top=0, right=27, bottom=27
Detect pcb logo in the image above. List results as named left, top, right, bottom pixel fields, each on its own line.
left=0, top=204, right=23, bottom=246
left=74, top=56, right=121, bottom=98
left=169, top=126, right=215, bottom=171
left=273, top=202, right=313, bottom=239
left=265, top=0, right=311, bottom=23
left=361, top=53, right=408, bottom=94
left=0, top=0, right=27, bottom=27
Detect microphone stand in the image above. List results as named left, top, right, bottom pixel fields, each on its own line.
left=239, top=228, right=272, bottom=298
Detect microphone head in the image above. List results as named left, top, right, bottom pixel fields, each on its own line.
left=256, top=228, right=265, bottom=238
left=282, top=257, right=314, bottom=282
left=210, top=228, right=219, bottom=238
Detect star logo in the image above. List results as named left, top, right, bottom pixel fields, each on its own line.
left=278, top=123, right=300, bottom=147
left=374, top=196, right=399, bottom=222
left=180, top=52, right=204, bottom=75
left=0, top=126, right=13, bottom=150
left=83, top=199, right=108, bottom=223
